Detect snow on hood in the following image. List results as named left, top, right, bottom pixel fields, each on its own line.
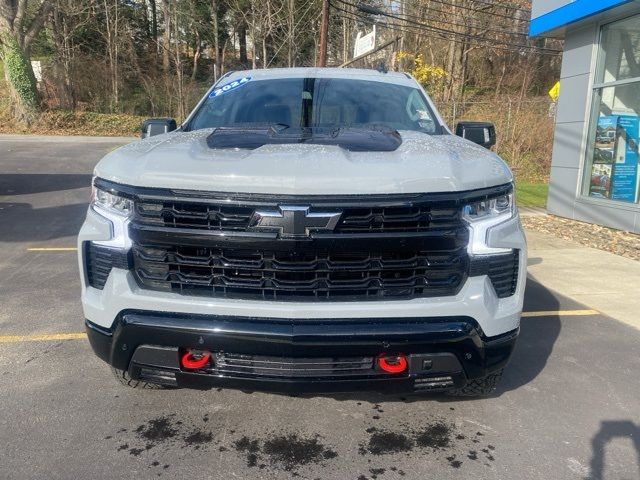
left=94, top=129, right=513, bottom=195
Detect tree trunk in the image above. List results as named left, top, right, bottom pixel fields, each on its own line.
left=211, top=0, right=220, bottom=81
left=148, top=0, right=157, bottom=40
left=191, top=30, right=201, bottom=81
left=173, top=3, right=184, bottom=120
left=162, top=0, right=170, bottom=72
left=238, top=23, right=248, bottom=66
left=0, top=31, right=39, bottom=123
left=287, top=0, right=295, bottom=67
left=148, top=0, right=158, bottom=58
left=0, top=0, right=52, bottom=124
left=49, top=6, right=75, bottom=109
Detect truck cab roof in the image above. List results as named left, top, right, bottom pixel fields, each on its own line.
left=219, top=67, right=417, bottom=88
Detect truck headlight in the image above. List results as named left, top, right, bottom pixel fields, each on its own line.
left=92, top=187, right=134, bottom=217
left=463, top=192, right=513, bottom=222
left=463, top=190, right=516, bottom=255
left=90, top=180, right=133, bottom=249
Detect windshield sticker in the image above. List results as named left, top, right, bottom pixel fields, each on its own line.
left=209, top=76, right=251, bottom=98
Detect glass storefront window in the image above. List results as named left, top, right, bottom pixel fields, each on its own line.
left=599, top=16, right=640, bottom=84
left=583, top=15, right=640, bottom=204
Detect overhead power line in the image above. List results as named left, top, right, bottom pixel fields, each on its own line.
left=332, top=1, right=561, bottom=54
left=391, top=5, right=530, bottom=37
left=430, top=0, right=533, bottom=14
left=418, top=0, right=532, bottom=22
left=395, top=0, right=530, bottom=35
left=331, top=4, right=561, bottom=56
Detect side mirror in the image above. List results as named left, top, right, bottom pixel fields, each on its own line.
left=455, top=121, right=496, bottom=149
left=141, top=118, right=177, bottom=139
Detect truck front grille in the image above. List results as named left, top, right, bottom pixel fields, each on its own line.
left=134, top=200, right=461, bottom=234
left=132, top=244, right=468, bottom=300
left=87, top=180, right=518, bottom=302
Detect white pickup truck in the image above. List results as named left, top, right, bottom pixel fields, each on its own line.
left=78, top=68, right=526, bottom=396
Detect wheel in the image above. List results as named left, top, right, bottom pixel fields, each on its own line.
left=111, top=367, right=170, bottom=389
left=447, top=369, right=504, bottom=397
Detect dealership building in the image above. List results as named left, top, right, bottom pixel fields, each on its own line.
left=530, top=0, right=640, bottom=232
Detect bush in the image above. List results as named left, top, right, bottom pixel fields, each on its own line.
left=438, top=97, right=554, bottom=183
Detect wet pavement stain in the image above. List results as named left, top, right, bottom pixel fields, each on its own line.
left=107, top=411, right=498, bottom=476
left=389, top=466, right=405, bottom=476
left=358, top=419, right=498, bottom=471
left=360, top=429, right=415, bottom=455
left=110, top=414, right=217, bottom=464
left=129, top=447, right=144, bottom=457
left=234, top=436, right=260, bottom=467
left=369, top=467, right=385, bottom=479
left=415, top=422, right=452, bottom=450
left=135, top=416, right=179, bottom=447
left=446, top=454, right=462, bottom=468
left=232, top=433, right=338, bottom=473
left=183, top=430, right=214, bottom=449
left=263, top=434, right=338, bottom=470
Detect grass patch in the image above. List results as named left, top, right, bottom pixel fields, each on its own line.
left=516, top=182, right=548, bottom=207
left=0, top=109, right=143, bottom=137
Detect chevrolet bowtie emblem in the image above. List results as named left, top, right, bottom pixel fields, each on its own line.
left=249, top=206, right=341, bottom=237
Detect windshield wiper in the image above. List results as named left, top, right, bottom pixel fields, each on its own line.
left=216, top=123, right=290, bottom=133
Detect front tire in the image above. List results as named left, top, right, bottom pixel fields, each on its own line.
left=111, top=367, right=169, bottom=389
left=448, top=369, right=504, bottom=397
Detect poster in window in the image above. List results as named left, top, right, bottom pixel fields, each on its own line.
left=590, top=115, right=639, bottom=202
left=610, top=115, right=639, bottom=203
left=590, top=116, right=616, bottom=199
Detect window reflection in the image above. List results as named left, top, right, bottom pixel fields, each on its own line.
left=584, top=16, right=640, bottom=204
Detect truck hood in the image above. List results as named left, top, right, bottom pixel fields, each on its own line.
left=94, top=129, right=512, bottom=195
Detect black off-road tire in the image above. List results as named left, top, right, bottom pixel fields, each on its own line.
left=447, top=369, right=504, bottom=397
left=111, top=367, right=169, bottom=389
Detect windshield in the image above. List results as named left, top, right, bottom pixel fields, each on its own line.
left=187, top=77, right=440, bottom=134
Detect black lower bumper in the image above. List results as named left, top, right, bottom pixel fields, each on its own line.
left=86, top=312, right=518, bottom=394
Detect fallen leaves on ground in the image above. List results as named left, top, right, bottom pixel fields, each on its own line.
left=522, top=214, right=640, bottom=261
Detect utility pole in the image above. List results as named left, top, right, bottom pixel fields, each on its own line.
left=318, top=0, right=329, bottom=67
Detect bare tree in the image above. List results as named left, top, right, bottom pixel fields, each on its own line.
left=0, top=0, right=53, bottom=123
left=211, top=0, right=220, bottom=80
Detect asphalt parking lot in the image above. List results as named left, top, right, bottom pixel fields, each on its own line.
left=1, top=135, right=639, bottom=480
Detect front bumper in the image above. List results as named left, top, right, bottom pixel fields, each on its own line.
left=86, top=312, right=518, bottom=394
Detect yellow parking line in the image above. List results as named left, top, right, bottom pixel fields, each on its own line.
left=522, top=309, right=599, bottom=317
left=27, top=247, right=77, bottom=252
left=0, top=333, right=87, bottom=344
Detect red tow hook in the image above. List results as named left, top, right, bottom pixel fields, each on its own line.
left=377, top=354, right=408, bottom=374
left=180, top=349, right=211, bottom=370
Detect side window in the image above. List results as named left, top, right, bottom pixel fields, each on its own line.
left=406, top=90, right=436, bottom=133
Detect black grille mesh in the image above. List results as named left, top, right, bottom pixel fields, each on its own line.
left=213, top=353, right=378, bottom=378
left=469, top=251, right=519, bottom=298
left=85, top=243, right=130, bottom=290
left=132, top=244, right=468, bottom=301
left=134, top=201, right=462, bottom=234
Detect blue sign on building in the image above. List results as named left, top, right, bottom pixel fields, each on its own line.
left=530, top=0, right=634, bottom=36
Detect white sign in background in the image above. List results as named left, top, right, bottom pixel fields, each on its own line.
left=354, top=25, right=376, bottom=58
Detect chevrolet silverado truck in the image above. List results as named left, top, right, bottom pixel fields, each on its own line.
left=79, top=68, right=526, bottom=396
